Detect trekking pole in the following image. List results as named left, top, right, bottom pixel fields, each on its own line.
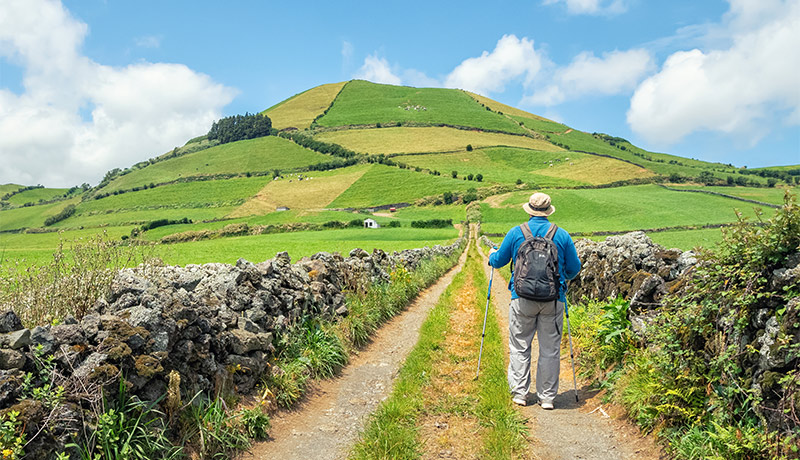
left=564, top=298, right=579, bottom=402
left=475, top=259, right=495, bottom=379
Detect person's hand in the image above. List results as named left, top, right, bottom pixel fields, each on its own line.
left=488, top=247, right=498, bottom=257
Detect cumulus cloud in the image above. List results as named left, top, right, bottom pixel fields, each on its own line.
left=0, top=0, right=236, bottom=187
left=526, top=49, right=653, bottom=106
left=354, top=54, right=402, bottom=85
left=542, top=0, right=628, bottom=15
left=444, top=35, right=543, bottom=95
left=627, top=0, right=800, bottom=145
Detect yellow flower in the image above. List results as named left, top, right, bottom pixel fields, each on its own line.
left=3, top=449, right=14, bottom=459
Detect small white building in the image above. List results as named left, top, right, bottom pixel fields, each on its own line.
left=276, top=206, right=290, bottom=212
left=363, top=218, right=380, bottom=229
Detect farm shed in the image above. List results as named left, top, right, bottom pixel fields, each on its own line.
left=363, top=218, right=380, bottom=229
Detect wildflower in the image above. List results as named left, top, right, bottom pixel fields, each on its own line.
left=3, top=449, right=14, bottom=459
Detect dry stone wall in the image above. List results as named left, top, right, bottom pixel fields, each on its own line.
left=0, top=239, right=463, bottom=457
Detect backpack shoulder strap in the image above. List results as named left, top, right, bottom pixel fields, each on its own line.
left=544, top=223, right=558, bottom=240
left=519, top=223, right=535, bottom=241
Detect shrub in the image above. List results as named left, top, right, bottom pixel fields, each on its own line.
left=43, top=204, right=76, bottom=226
left=0, top=232, right=157, bottom=326
left=476, top=173, right=483, bottom=182
left=410, top=219, right=452, bottom=228
left=467, top=173, right=474, bottom=181
left=466, top=144, right=473, bottom=151
left=451, top=170, right=458, bottom=179
left=387, top=221, right=401, bottom=228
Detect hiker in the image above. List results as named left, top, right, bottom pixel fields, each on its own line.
left=488, top=192, right=581, bottom=409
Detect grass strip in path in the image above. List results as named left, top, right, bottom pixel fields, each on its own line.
left=349, top=244, right=528, bottom=459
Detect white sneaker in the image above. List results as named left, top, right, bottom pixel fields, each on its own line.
left=540, top=400, right=554, bottom=410
left=512, top=396, right=527, bottom=406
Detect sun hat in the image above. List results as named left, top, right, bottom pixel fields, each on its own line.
left=522, top=192, right=555, bottom=216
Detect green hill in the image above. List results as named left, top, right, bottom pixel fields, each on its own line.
left=1, top=80, right=794, bottom=266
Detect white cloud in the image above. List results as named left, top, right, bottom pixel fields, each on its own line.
left=134, top=35, right=161, bottom=48
left=0, top=0, right=236, bottom=187
left=341, top=40, right=353, bottom=61
left=444, top=35, right=543, bottom=95
left=542, top=0, right=628, bottom=15
left=354, top=53, right=402, bottom=85
left=627, top=0, right=800, bottom=145
left=526, top=49, right=654, bottom=106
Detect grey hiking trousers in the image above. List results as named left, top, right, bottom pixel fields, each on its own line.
left=508, top=297, right=564, bottom=403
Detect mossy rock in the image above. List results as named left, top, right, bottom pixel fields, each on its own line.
left=98, top=337, right=132, bottom=361
left=134, top=354, right=164, bottom=379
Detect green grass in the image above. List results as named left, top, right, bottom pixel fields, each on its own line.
left=70, top=176, right=269, bottom=218
left=314, top=126, right=560, bottom=156
left=328, top=164, right=477, bottom=208
left=0, top=198, right=80, bottom=232
left=264, top=81, right=346, bottom=130
left=0, top=226, right=136, bottom=266
left=58, top=207, right=240, bottom=229
left=5, top=187, right=71, bottom=206
left=317, top=80, right=526, bottom=133
left=0, top=184, right=23, bottom=196
left=551, top=130, right=759, bottom=183
left=480, top=185, right=761, bottom=235
left=666, top=185, right=797, bottom=205
left=393, top=147, right=649, bottom=187
left=157, top=227, right=459, bottom=265
left=349, top=248, right=460, bottom=459
left=101, top=136, right=329, bottom=193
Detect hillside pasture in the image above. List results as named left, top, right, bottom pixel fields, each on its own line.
left=0, top=184, right=23, bottom=196
left=0, top=198, right=80, bottom=232
left=264, top=81, right=347, bottom=130
left=0, top=226, right=135, bottom=266
left=534, top=154, right=654, bottom=185
left=5, top=187, right=72, bottom=206
left=328, top=164, right=476, bottom=208
left=480, top=185, right=761, bottom=235
left=394, top=148, right=584, bottom=186
left=316, top=80, right=526, bottom=133
left=314, top=126, right=561, bottom=156
left=228, top=165, right=369, bottom=216
left=101, top=136, right=329, bottom=193
left=72, top=176, right=269, bottom=217
left=157, top=226, right=459, bottom=266
left=666, top=185, right=797, bottom=205
left=465, top=91, right=555, bottom=122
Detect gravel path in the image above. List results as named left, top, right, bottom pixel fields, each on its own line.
left=246, top=245, right=468, bottom=460
left=477, top=244, right=664, bottom=460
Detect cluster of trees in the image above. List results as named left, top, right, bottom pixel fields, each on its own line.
left=44, top=204, right=75, bottom=226
left=450, top=171, right=483, bottom=182
left=207, top=113, right=273, bottom=144
left=280, top=132, right=360, bottom=159
left=738, top=167, right=800, bottom=184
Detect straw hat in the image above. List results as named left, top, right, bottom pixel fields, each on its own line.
left=522, top=192, right=555, bottom=216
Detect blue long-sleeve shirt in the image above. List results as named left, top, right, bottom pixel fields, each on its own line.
left=488, top=216, right=581, bottom=302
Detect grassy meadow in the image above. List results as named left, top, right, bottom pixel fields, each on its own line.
left=314, top=126, right=560, bottom=155
left=101, top=136, right=328, bottom=193
left=316, top=80, right=527, bottom=133
left=480, top=185, right=761, bottom=236
left=328, top=164, right=477, bottom=208
left=264, top=81, right=347, bottom=130
left=0, top=198, right=80, bottom=232
left=155, top=226, right=459, bottom=265
left=5, top=187, right=72, bottom=206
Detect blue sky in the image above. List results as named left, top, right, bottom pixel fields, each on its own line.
left=1, top=0, right=798, bottom=186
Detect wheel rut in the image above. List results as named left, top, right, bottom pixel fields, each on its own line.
left=246, top=243, right=469, bottom=460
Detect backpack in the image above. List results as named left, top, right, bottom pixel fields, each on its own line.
left=513, top=223, right=560, bottom=302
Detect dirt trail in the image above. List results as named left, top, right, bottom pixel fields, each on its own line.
left=476, top=245, right=663, bottom=460
left=246, top=242, right=469, bottom=460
